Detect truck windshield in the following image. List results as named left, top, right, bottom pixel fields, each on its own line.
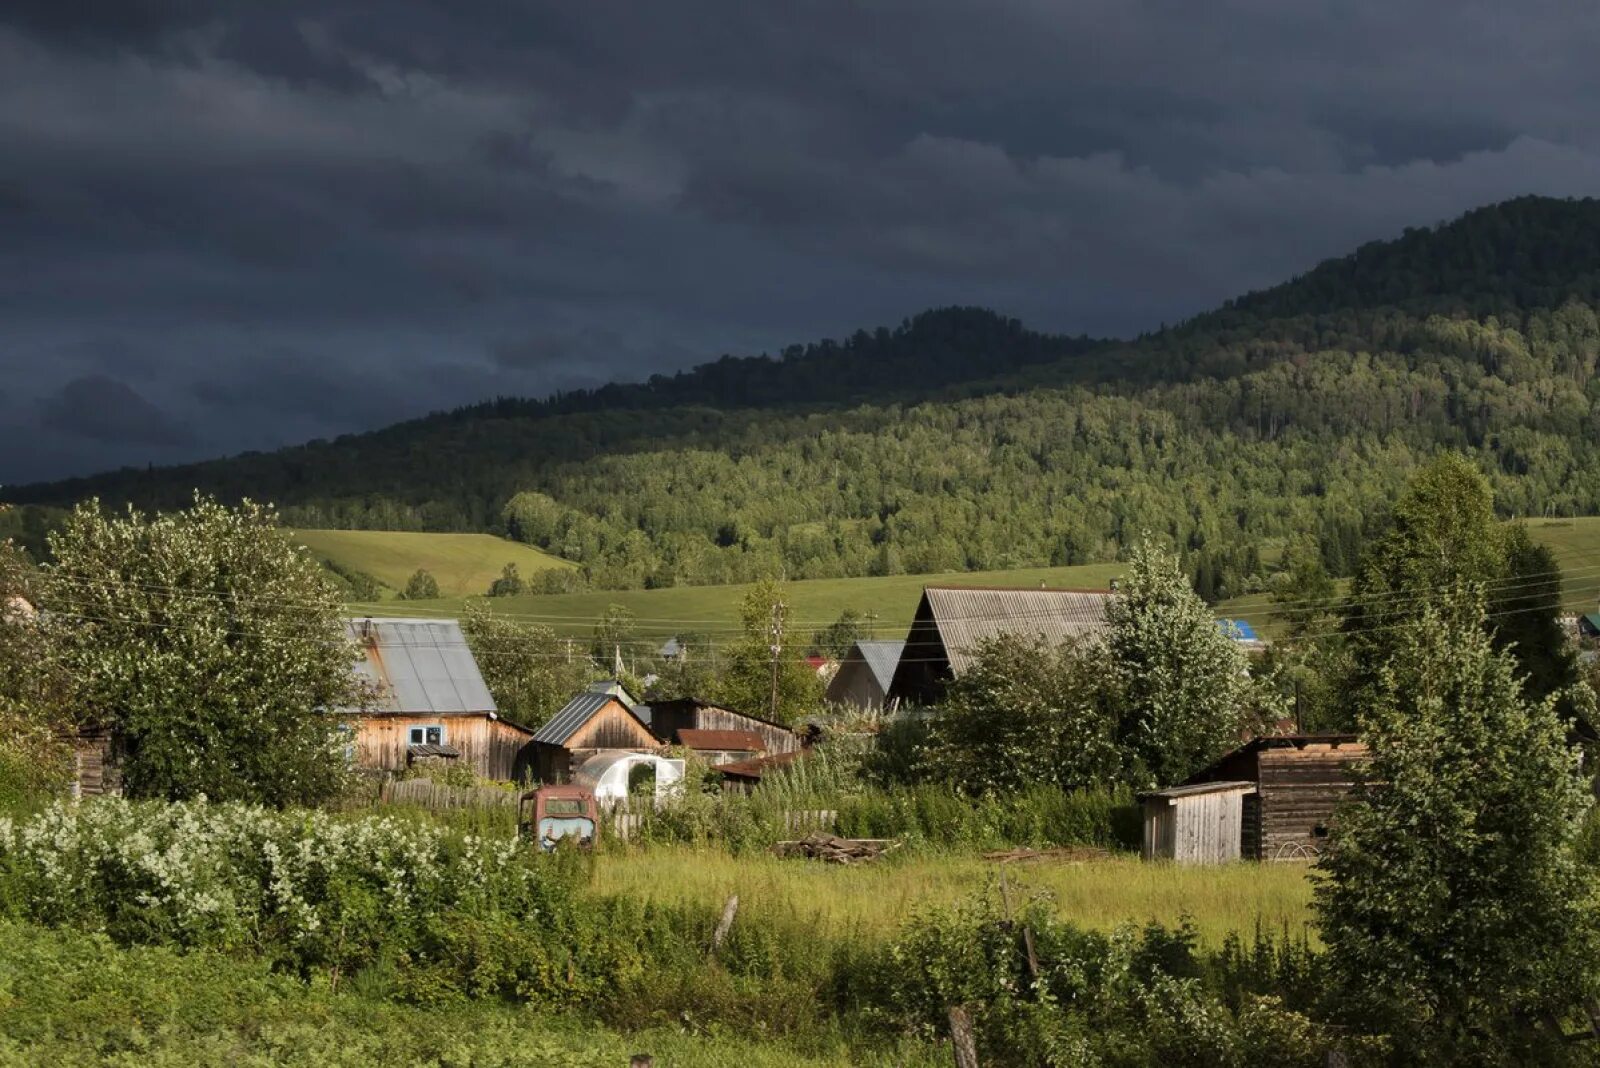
left=545, top=798, right=585, bottom=815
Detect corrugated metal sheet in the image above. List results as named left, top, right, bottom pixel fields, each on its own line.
left=407, top=742, right=462, bottom=758
left=924, top=586, right=1113, bottom=675
left=345, top=617, right=497, bottom=715
left=533, top=692, right=615, bottom=745
left=855, top=640, right=906, bottom=691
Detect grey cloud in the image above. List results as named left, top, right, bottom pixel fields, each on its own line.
left=39, top=375, right=193, bottom=446
left=2, top=1, right=1599, bottom=481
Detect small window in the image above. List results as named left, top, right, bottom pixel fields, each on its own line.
left=408, top=724, right=446, bottom=746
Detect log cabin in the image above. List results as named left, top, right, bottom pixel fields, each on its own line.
left=1182, top=734, right=1368, bottom=861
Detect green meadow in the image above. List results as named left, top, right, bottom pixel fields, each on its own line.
left=291, top=529, right=574, bottom=600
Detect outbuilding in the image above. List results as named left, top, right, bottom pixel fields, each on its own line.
left=1183, top=734, right=1368, bottom=861
left=639, top=697, right=801, bottom=755
left=1141, top=781, right=1257, bottom=863
left=825, top=639, right=906, bottom=710
left=530, top=690, right=661, bottom=784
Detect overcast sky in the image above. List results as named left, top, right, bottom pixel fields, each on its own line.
left=3, top=2, right=1600, bottom=483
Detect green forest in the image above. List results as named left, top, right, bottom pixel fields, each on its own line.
left=11, top=196, right=1600, bottom=600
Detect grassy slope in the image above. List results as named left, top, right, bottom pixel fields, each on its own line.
left=593, top=848, right=1313, bottom=949
left=291, top=529, right=574, bottom=600
left=360, top=562, right=1125, bottom=636
left=332, top=515, right=1600, bottom=636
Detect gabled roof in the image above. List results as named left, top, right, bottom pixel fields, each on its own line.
left=675, top=728, right=766, bottom=752
left=533, top=691, right=654, bottom=746
left=715, top=748, right=806, bottom=781
left=345, top=617, right=496, bottom=716
left=851, top=639, right=906, bottom=692
left=918, top=586, right=1114, bottom=675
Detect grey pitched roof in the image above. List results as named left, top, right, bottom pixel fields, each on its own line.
left=345, top=617, right=496, bottom=715
left=853, top=640, right=906, bottom=691
left=923, top=586, right=1114, bottom=675
left=533, top=691, right=646, bottom=746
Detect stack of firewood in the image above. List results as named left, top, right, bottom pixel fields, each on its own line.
left=772, top=832, right=897, bottom=864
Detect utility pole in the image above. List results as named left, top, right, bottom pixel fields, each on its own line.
left=768, top=597, right=785, bottom=723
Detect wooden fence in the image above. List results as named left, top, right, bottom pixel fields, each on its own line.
left=378, top=778, right=520, bottom=810
left=603, top=807, right=838, bottom=841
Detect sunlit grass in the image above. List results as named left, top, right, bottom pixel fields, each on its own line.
left=592, top=847, right=1315, bottom=947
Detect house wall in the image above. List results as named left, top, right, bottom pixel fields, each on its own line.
left=1256, top=743, right=1366, bottom=861
left=825, top=661, right=887, bottom=709
left=647, top=702, right=800, bottom=755
left=354, top=714, right=534, bottom=781
left=72, top=732, right=122, bottom=798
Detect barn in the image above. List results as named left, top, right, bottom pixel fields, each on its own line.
left=529, top=690, right=661, bottom=784
left=344, top=617, right=536, bottom=782
left=1183, top=734, right=1368, bottom=861
left=886, top=586, right=1116, bottom=706
left=825, top=639, right=905, bottom=709
left=638, top=697, right=801, bottom=755
left=1141, top=781, right=1256, bottom=863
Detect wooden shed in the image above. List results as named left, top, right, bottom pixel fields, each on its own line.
left=1141, top=781, right=1256, bottom=863
left=1183, top=734, right=1368, bottom=861
left=825, top=639, right=905, bottom=710
left=529, top=691, right=661, bottom=784
left=639, top=698, right=801, bottom=755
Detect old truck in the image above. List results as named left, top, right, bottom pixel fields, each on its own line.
left=518, top=784, right=598, bottom=852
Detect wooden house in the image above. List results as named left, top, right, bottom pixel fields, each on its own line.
left=639, top=697, right=801, bottom=755
left=1141, top=781, right=1256, bottom=863
left=1183, top=734, right=1368, bottom=861
left=529, top=691, right=660, bottom=784
left=344, top=617, right=536, bottom=782
left=887, top=586, right=1115, bottom=706
left=825, top=639, right=905, bottom=710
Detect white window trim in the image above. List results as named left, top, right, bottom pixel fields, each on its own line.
left=408, top=723, right=447, bottom=746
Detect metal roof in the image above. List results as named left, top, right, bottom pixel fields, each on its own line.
left=1216, top=619, right=1260, bottom=642
left=345, top=617, right=496, bottom=715
left=407, top=743, right=461, bottom=759
left=922, top=586, right=1114, bottom=675
left=853, top=639, right=906, bottom=692
left=532, top=691, right=654, bottom=746
left=1142, top=780, right=1256, bottom=801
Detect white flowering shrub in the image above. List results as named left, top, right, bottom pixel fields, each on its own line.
left=0, top=798, right=549, bottom=975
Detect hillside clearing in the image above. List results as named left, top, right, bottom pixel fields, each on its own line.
left=291, top=529, right=573, bottom=599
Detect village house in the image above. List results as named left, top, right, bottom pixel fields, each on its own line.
left=529, top=685, right=660, bottom=784
left=886, top=585, right=1116, bottom=706
left=1181, top=733, right=1368, bottom=861
left=344, top=616, right=536, bottom=781
left=825, top=639, right=905, bottom=710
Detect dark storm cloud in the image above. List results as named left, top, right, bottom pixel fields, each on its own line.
left=3, top=0, right=1600, bottom=482
left=39, top=375, right=192, bottom=446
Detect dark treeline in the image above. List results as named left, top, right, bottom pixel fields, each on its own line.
left=10, top=196, right=1600, bottom=597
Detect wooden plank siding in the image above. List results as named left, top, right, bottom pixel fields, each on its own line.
left=645, top=700, right=800, bottom=755
left=533, top=697, right=661, bottom=784
left=71, top=731, right=122, bottom=798
left=1183, top=735, right=1367, bottom=861
left=354, top=714, right=535, bottom=782
left=1142, top=783, right=1253, bottom=863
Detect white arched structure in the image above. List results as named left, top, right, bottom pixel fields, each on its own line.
left=572, top=750, right=685, bottom=807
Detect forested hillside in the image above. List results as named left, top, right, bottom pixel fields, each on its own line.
left=10, top=196, right=1600, bottom=599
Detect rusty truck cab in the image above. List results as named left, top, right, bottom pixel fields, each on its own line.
left=518, top=784, right=598, bottom=852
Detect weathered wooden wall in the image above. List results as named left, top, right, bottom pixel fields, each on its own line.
left=72, top=733, right=122, bottom=798
left=1255, top=742, right=1366, bottom=860
left=354, top=714, right=534, bottom=782
left=534, top=700, right=660, bottom=784
left=648, top=701, right=800, bottom=755
left=825, top=661, right=887, bottom=709
left=1143, top=790, right=1247, bottom=863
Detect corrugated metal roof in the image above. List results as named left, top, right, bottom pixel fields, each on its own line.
left=345, top=617, right=496, bottom=715
left=408, top=743, right=461, bottom=758
left=533, top=691, right=618, bottom=745
left=1143, top=780, right=1256, bottom=801
left=923, top=586, right=1114, bottom=675
left=854, top=640, right=906, bottom=691
left=676, top=729, right=766, bottom=752
left=1216, top=619, right=1259, bottom=641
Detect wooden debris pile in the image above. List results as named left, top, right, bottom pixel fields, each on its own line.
left=773, top=832, right=898, bottom=864
left=980, top=845, right=1110, bottom=864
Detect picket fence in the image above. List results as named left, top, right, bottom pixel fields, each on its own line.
left=603, top=807, right=838, bottom=841
left=379, top=778, right=520, bottom=810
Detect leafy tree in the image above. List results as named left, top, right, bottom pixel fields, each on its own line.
left=1492, top=523, right=1578, bottom=708
left=590, top=604, right=638, bottom=669
left=402, top=568, right=440, bottom=600
left=43, top=497, right=360, bottom=805
left=0, top=540, right=71, bottom=803
left=922, top=633, right=1118, bottom=794
left=1106, top=539, right=1250, bottom=786
left=460, top=602, right=593, bottom=729
left=811, top=608, right=875, bottom=660
left=486, top=563, right=523, bottom=597
left=1316, top=590, right=1600, bottom=1062
left=1270, top=538, right=1338, bottom=639
left=709, top=578, right=822, bottom=726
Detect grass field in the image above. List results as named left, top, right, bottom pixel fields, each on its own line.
left=357, top=561, right=1125, bottom=636
left=329, top=515, right=1600, bottom=636
left=290, top=529, right=574, bottom=599
left=591, top=848, right=1315, bottom=948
